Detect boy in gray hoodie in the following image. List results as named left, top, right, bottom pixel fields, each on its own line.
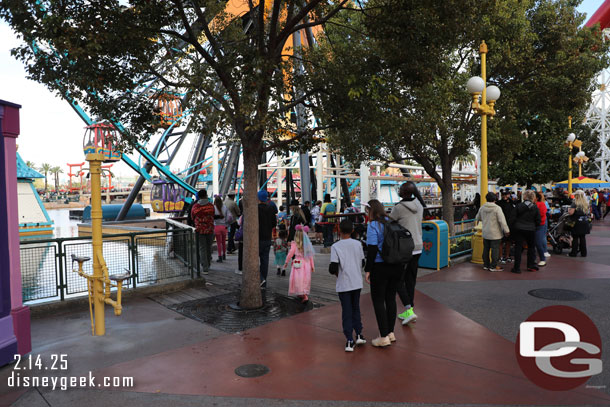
left=390, top=182, right=424, bottom=325
left=475, top=192, right=510, bottom=271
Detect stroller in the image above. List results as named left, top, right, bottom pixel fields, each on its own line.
left=547, top=205, right=572, bottom=254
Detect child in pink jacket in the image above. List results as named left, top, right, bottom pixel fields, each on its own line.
left=284, top=225, right=315, bottom=302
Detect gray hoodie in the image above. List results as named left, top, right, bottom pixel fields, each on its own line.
left=475, top=202, right=510, bottom=240
left=390, top=199, right=424, bottom=252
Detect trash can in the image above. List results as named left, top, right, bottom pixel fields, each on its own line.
left=419, top=220, right=449, bottom=270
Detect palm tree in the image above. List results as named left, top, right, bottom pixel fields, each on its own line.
left=50, top=166, right=63, bottom=192
left=455, top=153, right=477, bottom=172
left=25, top=160, right=36, bottom=169
left=39, top=163, right=52, bottom=192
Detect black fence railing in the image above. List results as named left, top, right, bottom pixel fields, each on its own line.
left=19, top=221, right=196, bottom=304
left=423, top=204, right=477, bottom=258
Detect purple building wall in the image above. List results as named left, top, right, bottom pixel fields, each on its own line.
left=0, top=99, right=31, bottom=366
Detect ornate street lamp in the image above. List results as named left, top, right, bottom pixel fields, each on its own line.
left=467, top=41, right=501, bottom=205
left=467, top=41, right=500, bottom=265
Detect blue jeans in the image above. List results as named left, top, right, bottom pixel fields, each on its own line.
left=259, top=240, right=272, bottom=285
left=593, top=204, right=601, bottom=220
left=338, top=289, right=363, bottom=342
left=535, top=222, right=548, bottom=261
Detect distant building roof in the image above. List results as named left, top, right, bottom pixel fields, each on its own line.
left=16, top=152, right=44, bottom=179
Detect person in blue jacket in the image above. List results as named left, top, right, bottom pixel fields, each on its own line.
left=365, top=199, right=402, bottom=347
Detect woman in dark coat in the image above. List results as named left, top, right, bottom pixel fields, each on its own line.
left=568, top=190, right=590, bottom=257
left=287, top=200, right=307, bottom=241
left=509, top=190, right=541, bottom=274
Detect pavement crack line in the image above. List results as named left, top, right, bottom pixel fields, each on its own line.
left=35, top=387, right=52, bottom=407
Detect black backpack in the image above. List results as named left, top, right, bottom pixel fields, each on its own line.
left=380, top=220, right=415, bottom=264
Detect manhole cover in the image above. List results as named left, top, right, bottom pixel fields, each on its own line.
left=235, top=364, right=270, bottom=378
left=171, top=291, right=322, bottom=332
left=528, top=288, right=586, bottom=301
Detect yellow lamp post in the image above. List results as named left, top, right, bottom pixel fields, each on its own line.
left=467, top=41, right=501, bottom=206
left=467, top=41, right=501, bottom=264
left=566, top=132, right=575, bottom=195
left=566, top=116, right=575, bottom=195
left=574, top=150, right=589, bottom=177
left=565, top=116, right=582, bottom=196
left=73, top=122, right=129, bottom=336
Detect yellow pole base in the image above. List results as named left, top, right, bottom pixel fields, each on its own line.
left=471, top=229, right=484, bottom=264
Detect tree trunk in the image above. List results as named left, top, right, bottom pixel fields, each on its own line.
left=439, top=159, right=455, bottom=236
left=440, top=185, right=455, bottom=236
left=240, top=145, right=263, bottom=309
left=44, top=175, right=48, bottom=192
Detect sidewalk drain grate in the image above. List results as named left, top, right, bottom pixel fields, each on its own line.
left=528, top=288, right=586, bottom=301
left=235, top=364, right=270, bottom=378
left=171, top=291, right=322, bottom=333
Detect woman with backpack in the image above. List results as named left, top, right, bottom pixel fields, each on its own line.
left=365, top=199, right=402, bottom=347
left=509, top=190, right=541, bottom=274
left=390, top=182, right=424, bottom=326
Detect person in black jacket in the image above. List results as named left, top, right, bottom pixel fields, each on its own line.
left=258, top=190, right=278, bottom=287
left=509, top=190, right=541, bottom=274
left=302, top=201, right=312, bottom=226
left=288, top=199, right=307, bottom=241
left=568, top=190, right=590, bottom=257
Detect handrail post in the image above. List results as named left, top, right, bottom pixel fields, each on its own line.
left=131, top=233, right=137, bottom=290
left=56, top=239, right=65, bottom=301
left=195, top=232, right=201, bottom=278
left=189, top=229, right=194, bottom=279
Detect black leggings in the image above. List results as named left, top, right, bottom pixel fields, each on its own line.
left=396, top=254, right=421, bottom=308
left=370, top=262, right=403, bottom=337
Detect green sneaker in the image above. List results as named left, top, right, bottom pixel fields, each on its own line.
left=402, top=308, right=417, bottom=325
left=397, top=309, right=409, bottom=320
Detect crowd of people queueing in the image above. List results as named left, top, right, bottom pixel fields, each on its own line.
left=189, top=182, right=426, bottom=352
left=474, top=187, right=608, bottom=274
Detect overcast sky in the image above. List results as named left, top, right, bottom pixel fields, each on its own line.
left=0, top=0, right=604, bottom=182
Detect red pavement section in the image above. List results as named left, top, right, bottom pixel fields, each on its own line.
left=97, top=292, right=610, bottom=405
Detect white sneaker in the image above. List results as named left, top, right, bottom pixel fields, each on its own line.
left=234, top=270, right=243, bottom=275
left=538, top=261, right=546, bottom=267
left=402, top=313, right=417, bottom=325
left=355, top=334, right=366, bottom=345
left=371, top=336, right=391, bottom=347
left=544, top=252, right=551, bottom=258
left=387, top=332, right=396, bottom=342
left=345, top=340, right=355, bottom=352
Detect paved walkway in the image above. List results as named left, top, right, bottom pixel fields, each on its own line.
left=1, top=220, right=610, bottom=406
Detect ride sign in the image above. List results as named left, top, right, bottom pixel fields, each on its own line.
left=515, top=305, right=603, bottom=391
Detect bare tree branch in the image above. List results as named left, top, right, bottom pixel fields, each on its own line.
left=262, top=125, right=330, bottom=151
left=189, top=0, right=225, bottom=58
left=169, top=0, right=241, bottom=113
left=288, top=1, right=350, bottom=36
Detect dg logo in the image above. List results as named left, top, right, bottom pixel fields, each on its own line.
left=515, top=305, right=603, bottom=391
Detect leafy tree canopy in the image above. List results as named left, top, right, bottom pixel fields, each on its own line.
left=0, top=0, right=351, bottom=309
left=306, top=0, right=608, bottom=229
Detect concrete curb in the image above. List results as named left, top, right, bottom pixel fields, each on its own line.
left=450, top=254, right=472, bottom=265
left=28, top=277, right=207, bottom=319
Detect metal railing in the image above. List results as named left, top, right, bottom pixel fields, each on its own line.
left=19, top=220, right=196, bottom=304
left=420, top=204, right=477, bottom=259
